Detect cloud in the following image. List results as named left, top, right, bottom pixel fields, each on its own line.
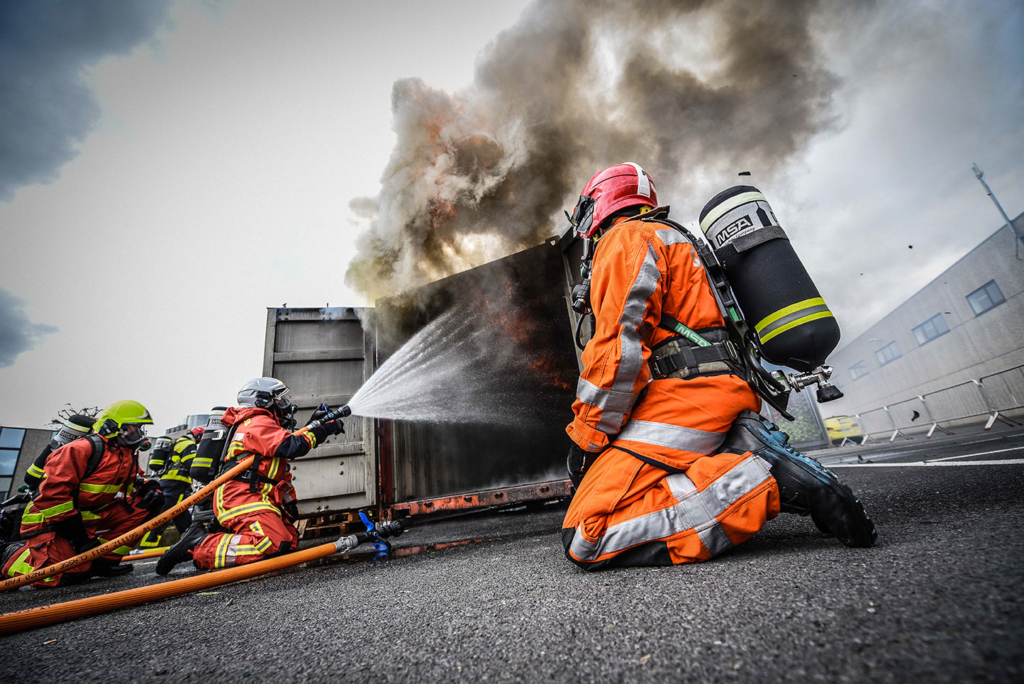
left=0, top=0, right=172, bottom=202
left=0, top=287, right=58, bottom=368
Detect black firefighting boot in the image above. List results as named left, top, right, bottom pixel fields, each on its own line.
left=156, top=522, right=208, bottom=576
left=90, top=557, right=135, bottom=578
left=718, top=411, right=877, bottom=548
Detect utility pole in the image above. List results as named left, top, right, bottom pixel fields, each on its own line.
left=973, top=163, right=1023, bottom=260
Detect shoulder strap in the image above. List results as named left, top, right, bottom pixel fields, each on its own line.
left=84, top=434, right=106, bottom=479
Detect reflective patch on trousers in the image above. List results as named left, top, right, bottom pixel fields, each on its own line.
left=570, top=455, right=772, bottom=561
left=615, top=420, right=727, bottom=455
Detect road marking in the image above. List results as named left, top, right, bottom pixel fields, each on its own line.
left=925, top=446, right=1024, bottom=462
left=833, top=459, right=1024, bottom=468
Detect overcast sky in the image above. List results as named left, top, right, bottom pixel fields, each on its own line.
left=1, top=0, right=1021, bottom=434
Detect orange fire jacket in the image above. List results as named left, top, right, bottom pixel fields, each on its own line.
left=566, top=210, right=757, bottom=457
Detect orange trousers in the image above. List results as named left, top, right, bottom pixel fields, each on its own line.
left=1, top=501, right=149, bottom=587
left=563, top=379, right=780, bottom=570
left=192, top=480, right=298, bottom=570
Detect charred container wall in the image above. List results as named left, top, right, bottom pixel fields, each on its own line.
left=375, top=239, right=578, bottom=503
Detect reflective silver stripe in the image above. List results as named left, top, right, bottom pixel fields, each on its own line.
left=625, top=162, right=651, bottom=197
left=757, top=304, right=831, bottom=339
left=576, top=378, right=635, bottom=413
left=655, top=228, right=689, bottom=247
left=596, top=243, right=661, bottom=434
left=570, top=455, right=772, bottom=561
left=615, top=420, right=726, bottom=455
left=224, top=534, right=243, bottom=566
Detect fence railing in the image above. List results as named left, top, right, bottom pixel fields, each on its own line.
left=850, top=364, right=1024, bottom=445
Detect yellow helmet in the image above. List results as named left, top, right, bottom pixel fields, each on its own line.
left=94, top=400, right=153, bottom=448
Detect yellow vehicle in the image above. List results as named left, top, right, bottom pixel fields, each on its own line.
left=824, top=415, right=863, bottom=445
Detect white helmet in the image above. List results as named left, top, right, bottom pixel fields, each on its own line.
left=237, top=377, right=297, bottom=420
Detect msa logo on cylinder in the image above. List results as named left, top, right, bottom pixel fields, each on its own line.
left=714, top=216, right=754, bottom=247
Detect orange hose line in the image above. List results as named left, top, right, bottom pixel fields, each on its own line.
left=0, top=540, right=341, bottom=636
left=124, top=548, right=168, bottom=561
left=0, top=456, right=256, bottom=593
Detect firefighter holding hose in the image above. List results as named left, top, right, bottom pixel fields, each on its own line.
left=561, top=163, right=875, bottom=570
left=157, top=378, right=343, bottom=575
left=1, top=401, right=164, bottom=587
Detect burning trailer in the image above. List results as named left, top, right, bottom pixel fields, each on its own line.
left=264, top=236, right=583, bottom=533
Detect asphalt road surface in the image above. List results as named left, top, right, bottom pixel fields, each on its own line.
left=2, top=424, right=1022, bottom=683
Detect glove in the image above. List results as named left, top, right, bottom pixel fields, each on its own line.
left=136, top=479, right=165, bottom=516
left=305, top=405, right=330, bottom=427
left=567, top=443, right=599, bottom=488
left=52, top=511, right=100, bottom=554
left=308, top=419, right=344, bottom=445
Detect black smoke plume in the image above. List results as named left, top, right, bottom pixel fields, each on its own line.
left=346, top=0, right=842, bottom=300
left=0, top=287, right=58, bottom=368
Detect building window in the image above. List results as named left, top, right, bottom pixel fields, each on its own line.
left=0, top=449, right=18, bottom=498
left=913, top=313, right=950, bottom=346
left=0, top=428, right=25, bottom=449
left=967, top=280, right=1006, bottom=316
left=875, top=341, right=901, bottom=366
left=849, top=361, right=869, bottom=380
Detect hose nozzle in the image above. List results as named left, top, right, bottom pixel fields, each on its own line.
left=338, top=405, right=352, bottom=418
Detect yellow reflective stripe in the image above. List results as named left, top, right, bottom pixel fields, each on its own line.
left=161, top=472, right=193, bottom=483
left=40, top=500, right=74, bottom=519
left=27, top=464, right=44, bottom=477
left=218, top=502, right=281, bottom=522
left=81, top=510, right=102, bottom=521
left=7, top=549, right=34, bottom=577
left=21, top=513, right=43, bottom=524
left=755, top=297, right=827, bottom=333
left=139, top=532, right=162, bottom=547
left=267, top=458, right=280, bottom=480
left=305, top=431, right=317, bottom=448
left=760, top=311, right=835, bottom=344
left=255, top=537, right=273, bottom=553
left=79, top=482, right=122, bottom=494
left=249, top=521, right=264, bottom=536
left=193, top=458, right=213, bottom=468
left=216, top=535, right=231, bottom=568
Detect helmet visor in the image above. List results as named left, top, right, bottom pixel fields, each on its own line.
left=570, top=195, right=596, bottom=238
left=273, top=388, right=296, bottom=415
left=121, top=423, right=148, bottom=448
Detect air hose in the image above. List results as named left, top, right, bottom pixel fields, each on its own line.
left=0, top=456, right=256, bottom=592
left=0, top=521, right=404, bottom=635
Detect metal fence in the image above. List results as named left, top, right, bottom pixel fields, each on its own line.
left=852, top=363, right=1024, bottom=444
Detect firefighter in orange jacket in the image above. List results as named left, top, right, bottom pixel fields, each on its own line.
left=562, top=163, right=875, bottom=570
left=0, top=400, right=163, bottom=587
left=156, top=378, right=342, bottom=574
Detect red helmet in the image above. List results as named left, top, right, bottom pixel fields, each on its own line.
left=190, top=426, right=205, bottom=442
left=569, top=162, right=658, bottom=239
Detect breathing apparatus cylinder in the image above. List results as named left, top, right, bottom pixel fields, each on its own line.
left=699, top=186, right=840, bottom=372
left=190, top=407, right=230, bottom=485
left=147, top=436, right=174, bottom=474
left=24, top=414, right=95, bottom=489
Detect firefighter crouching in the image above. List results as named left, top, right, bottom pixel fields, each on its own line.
left=156, top=378, right=343, bottom=575
left=1, top=401, right=164, bottom=587
left=562, top=163, right=875, bottom=570
left=138, top=426, right=204, bottom=549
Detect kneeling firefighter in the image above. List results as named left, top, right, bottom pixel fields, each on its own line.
left=138, top=427, right=204, bottom=549
left=156, top=378, right=344, bottom=575
left=1, top=401, right=164, bottom=587
left=561, top=163, right=875, bottom=570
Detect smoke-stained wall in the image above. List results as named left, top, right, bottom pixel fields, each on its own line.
left=346, top=0, right=847, bottom=301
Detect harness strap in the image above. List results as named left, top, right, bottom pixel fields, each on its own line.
left=607, top=445, right=686, bottom=474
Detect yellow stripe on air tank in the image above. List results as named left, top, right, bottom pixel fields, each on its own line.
left=755, top=297, right=827, bottom=333
left=699, top=191, right=767, bottom=233
left=760, top=311, right=835, bottom=345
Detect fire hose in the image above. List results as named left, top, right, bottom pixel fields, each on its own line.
left=0, top=519, right=404, bottom=636
left=124, top=547, right=168, bottom=561
left=0, top=456, right=257, bottom=592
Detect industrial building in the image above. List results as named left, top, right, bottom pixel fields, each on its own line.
left=823, top=214, right=1024, bottom=436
